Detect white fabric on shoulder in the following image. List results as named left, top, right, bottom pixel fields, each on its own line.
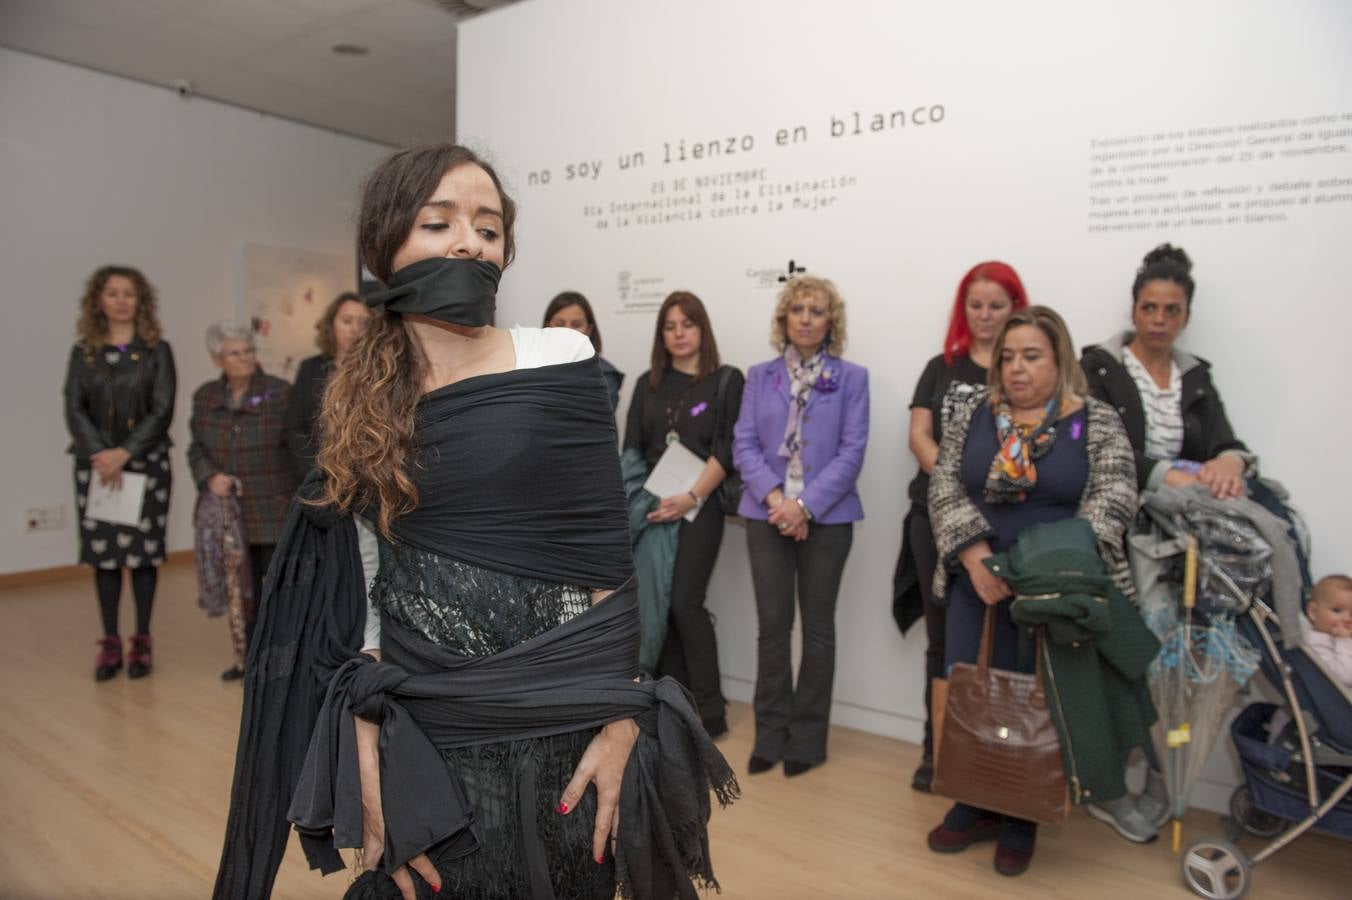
left=510, top=325, right=595, bottom=369
left=354, top=514, right=381, bottom=652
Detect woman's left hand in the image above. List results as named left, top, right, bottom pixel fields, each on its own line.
left=647, top=493, right=695, bottom=523
left=91, top=447, right=131, bottom=487
left=1198, top=454, right=1246, bottom=500
left=559, top=717, right=640, bottom=864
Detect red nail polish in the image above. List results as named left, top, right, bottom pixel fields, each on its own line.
left=557, top=802, right=569, bottom=814
left=431, top=884, right=441, bottom=894
left=596, top=854, right=605, bottom=864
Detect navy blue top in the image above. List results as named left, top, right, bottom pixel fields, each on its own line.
left=959, top=406, right=1090, bottom=552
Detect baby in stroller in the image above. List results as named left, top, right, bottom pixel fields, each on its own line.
left=1304, top=575, right=1352, bottom=689
left=1180, top=570, right=1352, bottom=899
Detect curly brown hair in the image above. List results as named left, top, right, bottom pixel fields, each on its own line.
left=314, top=145, right=516, bottom=537
left=314, top=291, right=365, bottom=357
left=76, top=265, right=162, bottom=351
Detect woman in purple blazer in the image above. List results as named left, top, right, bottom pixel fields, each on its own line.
left=732, top=275, right=869, bottom=777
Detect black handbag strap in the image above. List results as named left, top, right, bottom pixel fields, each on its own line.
left=710, top=365, right=734, bottom=458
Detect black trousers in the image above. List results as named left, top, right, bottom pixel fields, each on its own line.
left=246, top=543, right=275, bottom=652
left=746, top=520, right=854, bottom=764
left=657, top=501, right=726, bottom=725
left=909, top=508, right=945, bottom=760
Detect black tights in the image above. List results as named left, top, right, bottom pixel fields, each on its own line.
left=95, top=567, right=158, bottom=637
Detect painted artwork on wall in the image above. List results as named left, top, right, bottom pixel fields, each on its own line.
left=239, top=243, right=354, bottom=381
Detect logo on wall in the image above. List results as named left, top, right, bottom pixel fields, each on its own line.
left=615, top=270, right=669, bottom=313
left=745, top=259, right=808, bottom=290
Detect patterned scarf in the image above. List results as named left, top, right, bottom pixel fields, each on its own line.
left=193, top=491, right=255, bottom=666
left=778, top=345, right=824, bottom=497
left=984, top=397, right=1059, bottom=504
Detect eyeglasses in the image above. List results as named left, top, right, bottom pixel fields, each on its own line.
left=219, top=348, right=257, bottom=360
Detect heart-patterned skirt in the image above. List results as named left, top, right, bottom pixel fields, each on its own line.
left=74, top=449, right=172, bottom=569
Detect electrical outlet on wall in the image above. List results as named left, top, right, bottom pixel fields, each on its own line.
left=25, top=505, right=65, bottom=532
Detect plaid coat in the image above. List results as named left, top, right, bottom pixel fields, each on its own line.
left=187, top=370, right=297, bottom=545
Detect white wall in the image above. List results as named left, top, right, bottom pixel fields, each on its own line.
left=0, top=48, right=392, bottom=574
left=458, top=0, right=1352, bottom=811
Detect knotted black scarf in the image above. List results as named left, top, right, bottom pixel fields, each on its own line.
left=289, top=584, right=738, bottom=900
left=366, top=257, right=500, bottom=327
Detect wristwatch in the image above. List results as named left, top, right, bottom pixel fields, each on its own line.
left=688, top=491, right=705, bottom=512
left=795, top=497, right=814, bottom=521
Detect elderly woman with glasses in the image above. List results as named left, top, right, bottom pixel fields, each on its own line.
left=187, top=321, right=296, bottom=679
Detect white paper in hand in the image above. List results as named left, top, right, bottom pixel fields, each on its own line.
left=643, top=441, right=706, bottom=522
left=86, top=472, right=148, bottom=527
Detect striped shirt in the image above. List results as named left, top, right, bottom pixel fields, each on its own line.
left=1122, top=346, right=1184, bottom=461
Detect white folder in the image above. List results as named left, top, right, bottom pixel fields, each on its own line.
left=86, top=472, right=148, bottom=527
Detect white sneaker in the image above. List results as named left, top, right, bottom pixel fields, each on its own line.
left=1087, top=797, right=1159, bottom=843
left=1135, top=770, right=1172, bottom=829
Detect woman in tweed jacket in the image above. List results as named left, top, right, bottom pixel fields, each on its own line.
left=925, top=306, right=1137, bottom=877
left=187, top=321, right=296, bottom=679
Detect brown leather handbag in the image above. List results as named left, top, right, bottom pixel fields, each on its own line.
left=932, top=606, right=1070, bottom=824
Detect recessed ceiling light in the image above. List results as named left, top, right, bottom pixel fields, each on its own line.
left=331, top=42, right=370, bottom=57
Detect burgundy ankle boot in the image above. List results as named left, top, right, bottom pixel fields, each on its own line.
left=95, top=636, right=122, bottom=681
left=127, top=634, right=153, bottom=679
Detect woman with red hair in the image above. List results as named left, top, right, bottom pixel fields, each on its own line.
left=892, top=261, right=1028, bottom=792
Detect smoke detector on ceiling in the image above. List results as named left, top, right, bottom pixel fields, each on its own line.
left=410, top=0, right=520, bottom=18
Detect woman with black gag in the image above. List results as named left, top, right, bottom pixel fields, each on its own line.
left=214, top=145, right=736, bottom=900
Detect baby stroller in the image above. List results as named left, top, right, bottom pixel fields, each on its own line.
left=1130, top=481, right=1349, bottom=898
left=1180, top=595, right=1352, bottom=899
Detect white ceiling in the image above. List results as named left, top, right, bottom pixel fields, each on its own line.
left=0, top=0, right=518, bottom=147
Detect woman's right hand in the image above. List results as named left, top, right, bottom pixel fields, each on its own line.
left=355, top=716, right=441, bottom=899
left=958, top=541, right=1011, bottom=606
left=207, top=473, right=234, bottom=497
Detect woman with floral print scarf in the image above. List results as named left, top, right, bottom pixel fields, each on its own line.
left=732, top=275, right=870, bottom=778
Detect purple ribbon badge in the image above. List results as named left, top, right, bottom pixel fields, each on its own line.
left=814, top=366, right=841, bottom=393
left=1070, top=417, right=1083, bottom=441
left=247, top=391, right=272, bottom=409
left=689, top=401, right=709, bottom=417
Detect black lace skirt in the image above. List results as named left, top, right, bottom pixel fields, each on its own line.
left=369, top=542, right=614, bottom=900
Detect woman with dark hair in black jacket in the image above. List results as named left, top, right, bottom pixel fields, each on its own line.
left=1080, top=244, right=1255, bottom=500
left=283, top=291, right=370, bottom=481
left=64, top=265, right=176, bottom=680
left=1079, top=244, right=1256, bottom=842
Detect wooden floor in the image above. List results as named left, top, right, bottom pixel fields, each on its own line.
left=0, top=562, right=1345, bottom=900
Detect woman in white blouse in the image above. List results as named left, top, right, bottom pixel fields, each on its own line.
left=1080, top=244, right=1255, bottom=499
left=1078, top=243, right=1258, bottom=845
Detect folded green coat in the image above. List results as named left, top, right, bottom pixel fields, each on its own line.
left=988, top=518, right=1160, bottom=804
left=621, top=448, right=679, bottom=673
